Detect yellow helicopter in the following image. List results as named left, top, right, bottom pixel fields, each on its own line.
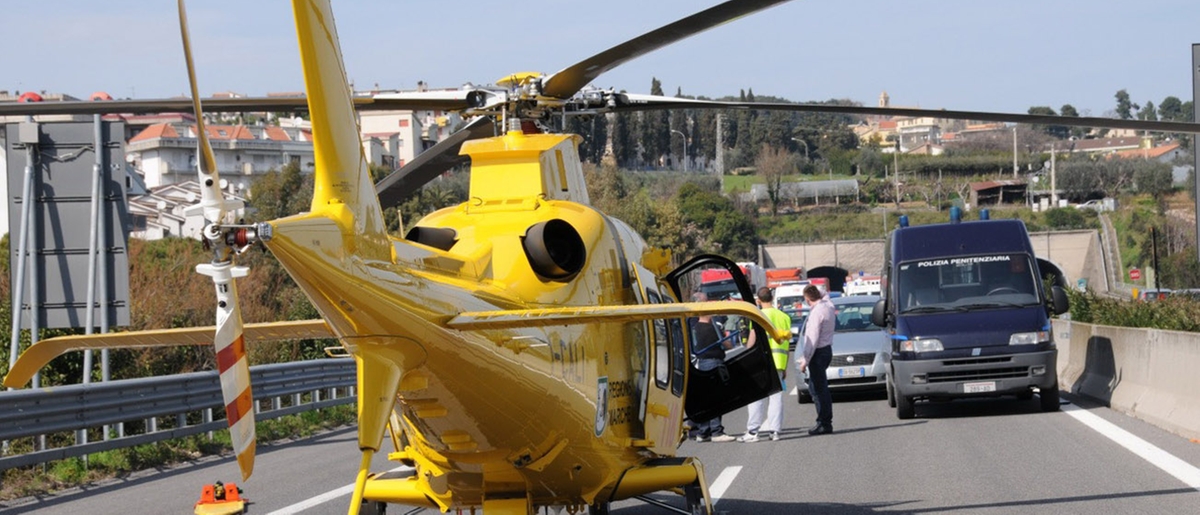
left=3, top=1, right=795, bottom=514
left=5, top=1, right=1200, bottom=514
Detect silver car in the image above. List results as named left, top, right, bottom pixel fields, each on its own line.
left=782, top=306, right=809, bottom=352
left=795, top=295, right=889, bottom=403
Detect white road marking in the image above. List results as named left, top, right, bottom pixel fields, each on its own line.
left=265, top=466, right=410, bottom=515
left=709, top=465, right=742, bottom=505
left=789, top=386, right=797, bottom=395
left=1064, top=404, right=1200, bottom=490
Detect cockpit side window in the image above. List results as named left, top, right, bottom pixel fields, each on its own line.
left=659, top=285, right=687, bottom=397
left=647, top=289, right=670, bottom=389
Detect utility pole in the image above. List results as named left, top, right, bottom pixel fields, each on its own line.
left=1152, top=226, right=1161, bottom=293
left=1012, top=127, right=1018, bottom=178
left=893, top=140, right=901, bottom=208
left=1192, top=44, right=1199, bottom=264
left=1050, top=143, right=1058, bottom=206
left=715, top=113, right=724, bottom=177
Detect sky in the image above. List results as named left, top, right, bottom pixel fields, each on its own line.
left=3, top=1, right=1198, bottom=119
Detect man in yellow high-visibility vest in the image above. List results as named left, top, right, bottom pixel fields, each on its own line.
left=737, top=287, right=792, bottom=442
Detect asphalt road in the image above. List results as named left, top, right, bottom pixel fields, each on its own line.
left=4, top=391, right=1199, bottom=515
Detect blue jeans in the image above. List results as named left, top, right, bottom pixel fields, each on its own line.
left=807, top=346, right=833, bottom=427
left=692, top=358, right=726, bottom=437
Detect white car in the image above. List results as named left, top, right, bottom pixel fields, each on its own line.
left=1075, top=198, right=1114, bottom=212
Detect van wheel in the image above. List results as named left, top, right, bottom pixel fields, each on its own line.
left=886, top=379, right=897, bottom=408
left=1039, top=384, right=1060, bottom=412
left=896, top=395, right=915, bottom=419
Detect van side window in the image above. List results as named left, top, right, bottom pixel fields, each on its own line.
left=647, top=290, right=670, bottom=389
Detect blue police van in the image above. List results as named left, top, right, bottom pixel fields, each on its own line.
left=870, top=209, right=1069, bottom=419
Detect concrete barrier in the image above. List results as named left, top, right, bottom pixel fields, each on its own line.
left=1053, top=319, right=1200, bottom=440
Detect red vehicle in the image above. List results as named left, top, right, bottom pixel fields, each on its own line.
left=766, top=267, right=805, bottom=289
left=699, top=262, right=767, bottom=300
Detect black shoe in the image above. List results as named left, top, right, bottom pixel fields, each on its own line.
left=808, top=425, right=833, bottom=436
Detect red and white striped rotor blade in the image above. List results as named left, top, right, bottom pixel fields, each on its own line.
left=197, top=262, right=255, bottom=481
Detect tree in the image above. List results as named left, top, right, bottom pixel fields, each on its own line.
left=1028, top=106, right=1067, bottom=139
left=1133, top=161, right=1172, bottom=198
left=1060, top=104, right=1086, bottom=139
left=250, top=162, right=312, bottom=221
left=642, top=78, right=671, bottom=168
left=1138, top=101, right=1158, bottom=122
left=611, top=109, right=640, bottom=168
left=732, top=89, right=758, bottom=167
left=566, top=112, right=608, bottom=164
left=1057, top=160, right=1103, bottom=201
left=1158, top=96, right=1184, bottom=121
left=1094, top=160, right=1135, bottom=198
left=674, top=181, right=757, bottom=260
left=755, top=144, right=792, bottom=216
left=582, top=161, right=627, bottom=215
left=853, top=147, right=884, bottom=177
left=1115, top=89, right=1137, bottom=120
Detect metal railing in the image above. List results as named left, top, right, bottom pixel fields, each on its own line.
left=0, top=359, right=356, bottom=471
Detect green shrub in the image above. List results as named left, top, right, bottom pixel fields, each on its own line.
left=1043, top=207, right=1095, bottom=230
left=1067, top=288, right=1200, bottom=332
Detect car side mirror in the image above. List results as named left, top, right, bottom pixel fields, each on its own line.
left=871, top=299, right=888, bottom=327
left=1050, top=285, right=1069, bottom=315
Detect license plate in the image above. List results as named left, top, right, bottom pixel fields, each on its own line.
left=835, top=367, right=865, bottom=379
left=963, top=381, right=996, bottom=393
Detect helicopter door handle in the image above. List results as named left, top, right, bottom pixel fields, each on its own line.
left=646, top=403, right=670, bottom=417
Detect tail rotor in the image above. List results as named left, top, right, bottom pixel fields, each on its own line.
left=178, top=0, right=265, bottom=481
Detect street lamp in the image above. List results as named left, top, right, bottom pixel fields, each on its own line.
left=790, top=137, right=809, bottom=159
left=671, top=129, right=688, bottom=172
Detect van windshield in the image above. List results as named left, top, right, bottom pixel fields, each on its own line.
left=776, top=295, right=805, bottom=311
left=700, top=279, right=740, bottom=300
left=896, top=253, right=1040, bottom=313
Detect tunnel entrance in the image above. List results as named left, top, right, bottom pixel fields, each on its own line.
left=807, top=266, right=849, bottom=293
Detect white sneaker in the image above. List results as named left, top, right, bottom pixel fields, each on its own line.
left=709, top=434, right=737, bottom=443
left=694, top=434, right=710, bottom=442
left=769, top=432, right=780, bottom=441
left=736, top=432, right=759, bottom=443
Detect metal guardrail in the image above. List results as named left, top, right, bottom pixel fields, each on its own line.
left=0, top=359, right=356, bottom=470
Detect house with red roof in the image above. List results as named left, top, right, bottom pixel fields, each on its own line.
left=1109, top=142, right=1185, bottom=163
left=127, top=121, right=314, bottom=189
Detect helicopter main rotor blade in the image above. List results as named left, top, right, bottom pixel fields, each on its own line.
left=0, top=91, right=488, bottom=117
left=375, top=116, right=497, bottom=208
left=610, top=95, right=1200, bottom=134
left=541, top=0, right=792, bottom=100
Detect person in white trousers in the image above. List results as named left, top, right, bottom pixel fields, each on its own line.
left=738, top=287, right=792, bottom=442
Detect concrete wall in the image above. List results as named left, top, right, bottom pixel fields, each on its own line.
left=1054, top=319, right=1200, bottom=440
left=1029, top=230, right=1107, bottom=293
left=762, top=239, right=885, bottom=277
